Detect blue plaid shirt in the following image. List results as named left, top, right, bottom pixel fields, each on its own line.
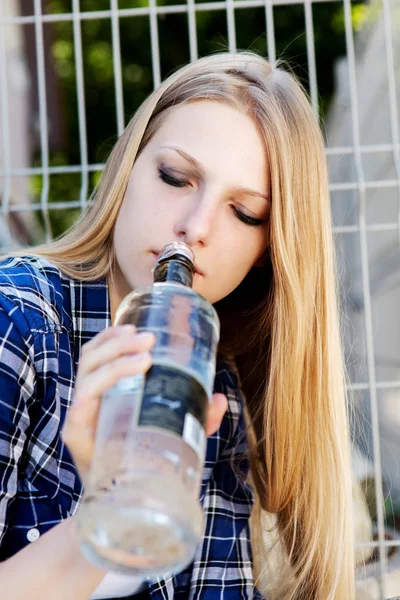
left=0, top=256, right=262, bottom=599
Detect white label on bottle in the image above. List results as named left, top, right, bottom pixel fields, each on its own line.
left=183, top=413, right=206, bottom=460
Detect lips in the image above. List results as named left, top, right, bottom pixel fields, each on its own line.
left=152, top=251, right=203, bottom=276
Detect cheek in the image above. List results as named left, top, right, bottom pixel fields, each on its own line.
left=212, top=226, right=267, bottom=295
left=114, top=189, right=153, bottom=251
left=202, top=249, right=255, bottom=303
left=113, top=207, right=138, bottom=264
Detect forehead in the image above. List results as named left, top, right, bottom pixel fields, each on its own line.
left=147, top=100, right=269, bottom=190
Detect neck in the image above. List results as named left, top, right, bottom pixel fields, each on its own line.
left=107, top=264, right=131, bottom=324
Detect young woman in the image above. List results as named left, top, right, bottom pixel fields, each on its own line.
left=0, top=52, right=355, bottom=599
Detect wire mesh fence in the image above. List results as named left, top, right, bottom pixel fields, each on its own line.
left=0, top=0, right=399, bottom=597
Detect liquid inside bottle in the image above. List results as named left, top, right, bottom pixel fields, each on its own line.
left=77, top=242, right=220, bottom=578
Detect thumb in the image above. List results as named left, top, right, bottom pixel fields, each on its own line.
left=205, top=393, right=228, bottom=436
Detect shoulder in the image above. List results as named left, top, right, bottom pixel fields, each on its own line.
left=0, top=255, right=71, bottom=334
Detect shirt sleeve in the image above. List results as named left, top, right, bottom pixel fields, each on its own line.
left=185, top=365, right=264, bottom=600
left=0, top=294, right=36, bottom=546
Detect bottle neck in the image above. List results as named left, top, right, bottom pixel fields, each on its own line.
left=153, top=258, right=194, bottom=287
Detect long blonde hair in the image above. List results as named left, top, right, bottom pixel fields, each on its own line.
left=18, top=52, right=354, bottom=599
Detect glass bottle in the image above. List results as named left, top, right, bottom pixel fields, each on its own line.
left=77, top=242, right=220, bottom=579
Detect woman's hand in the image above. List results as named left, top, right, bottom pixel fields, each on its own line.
left=62, top=325, right=228, bottom=480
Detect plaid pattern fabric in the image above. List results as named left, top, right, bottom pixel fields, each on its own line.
left=0, top=255, right=263, bottom=599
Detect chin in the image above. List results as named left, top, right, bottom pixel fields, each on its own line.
left=193, top=281, right=211, bottom=301
left=139, top=274, right=154, bottom=289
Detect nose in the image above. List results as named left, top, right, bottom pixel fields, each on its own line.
left=173, top=192, right=216, bottom=247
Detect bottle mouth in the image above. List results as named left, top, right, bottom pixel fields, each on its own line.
left=157, top=242, right=195, bottom=266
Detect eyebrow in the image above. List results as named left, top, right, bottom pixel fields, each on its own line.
left=159, top=144, right=270, bottom=202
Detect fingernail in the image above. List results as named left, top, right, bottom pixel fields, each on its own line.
left=136, top=332, right=155, bottom=343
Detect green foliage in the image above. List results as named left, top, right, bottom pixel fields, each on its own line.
left=32, top=0, right=367, bottom=240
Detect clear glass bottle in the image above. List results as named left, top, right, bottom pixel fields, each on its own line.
left=77, top=242, right=220, bottom=579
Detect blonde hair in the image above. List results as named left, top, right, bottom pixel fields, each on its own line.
left=18, top=52, right=355, bottom=598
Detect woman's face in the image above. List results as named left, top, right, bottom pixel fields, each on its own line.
left=112, top=100, right=270, bottom=307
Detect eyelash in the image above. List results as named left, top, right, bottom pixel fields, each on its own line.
left=159, top=167, right=188, bottom=188
left=231, top=206, right=264, bottom=227
left=158, top=167, right=264, bottom=227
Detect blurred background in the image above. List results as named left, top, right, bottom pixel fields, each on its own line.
left=0, top=0, right=399, bottom=597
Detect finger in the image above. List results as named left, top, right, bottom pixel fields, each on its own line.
left=205, top=393, right=228, bottom=437
left=82, top=324, right=136, bottom=354
left=74, top=351, right=153, bottom=412
left=63, top=351, right=153, bottom=476
left=79, top=331, right=155, bottom=374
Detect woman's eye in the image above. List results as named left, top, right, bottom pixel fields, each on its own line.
left=159, top=167, right=188, bottom=188
left=231, top=205, right=264, bottom=227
